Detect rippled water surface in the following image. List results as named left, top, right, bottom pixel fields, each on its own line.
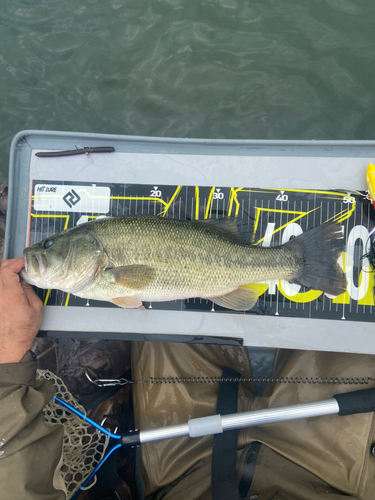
left=1, top=0, right=375, bottom=179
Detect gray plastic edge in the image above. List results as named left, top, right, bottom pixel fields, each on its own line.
left=8, top=129, right=375, bottom=147
left=3, top=132, right=22, bottom=259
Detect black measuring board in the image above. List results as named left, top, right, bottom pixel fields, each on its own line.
left=27, top=180, right=375, bottom=323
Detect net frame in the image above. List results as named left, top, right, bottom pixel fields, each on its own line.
left=38, top=369, right=110, bottom=498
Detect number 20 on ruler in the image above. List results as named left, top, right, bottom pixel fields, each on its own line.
left=151, top=187, right=162, bottom=197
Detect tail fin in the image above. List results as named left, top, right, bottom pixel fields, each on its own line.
left=285, top=222, right=347, bottom=296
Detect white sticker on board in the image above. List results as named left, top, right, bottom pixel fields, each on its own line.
left=33, top=184, right=110, bottom=213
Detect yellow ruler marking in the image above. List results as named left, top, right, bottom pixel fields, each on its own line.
left=195, top=187, right=200, bottom=220
left=43, top=289, right=51, bottom=306
left=259, top=187, right=351, bottom=197
left=205, top=187, right=216, bottom=219
left=30, top=213, right=70, bottom=231
left=110, top=196, right=167, bottom=207
left=327, top=207, right=356, bottom=224
left=227, top=187, right=243, bottom=217
left=160, top=186, right=182, bottom=217
left=253, top=207, right=321, bottom=245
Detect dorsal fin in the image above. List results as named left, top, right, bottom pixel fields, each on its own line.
left=192, top=217, right=253, bottom=244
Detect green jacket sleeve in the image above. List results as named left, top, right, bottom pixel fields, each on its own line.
left=0, top=352, right=66, bottom=499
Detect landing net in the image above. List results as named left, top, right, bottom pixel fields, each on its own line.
left=38, top=370, right=109, bottom=498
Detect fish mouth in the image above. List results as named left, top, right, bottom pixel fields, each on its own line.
left=23, top=248, right=47, bottom=277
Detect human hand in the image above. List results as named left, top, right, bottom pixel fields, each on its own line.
left=0, top=258, right=43, bottom=363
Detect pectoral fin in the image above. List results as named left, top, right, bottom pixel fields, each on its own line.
left=111, top=296, right=145, bottom=309
left=106, top=265, right=156, bottom=290
left=207, top=287, right=259, bottom=311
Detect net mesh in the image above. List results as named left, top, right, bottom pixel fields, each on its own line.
left=38, top=369, right=109, bottom=498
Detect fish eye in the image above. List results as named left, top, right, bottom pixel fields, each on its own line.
left=44, top=239, right=53, bottom=249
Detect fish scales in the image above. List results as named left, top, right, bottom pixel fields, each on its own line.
left=83, top=217, right=298, bottom=298
left=21, top=215, right=347, bottom=311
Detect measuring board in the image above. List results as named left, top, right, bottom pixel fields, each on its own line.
left=5, top=131, right=375, bottom=353
left=28, top=180, right=374, bottom=324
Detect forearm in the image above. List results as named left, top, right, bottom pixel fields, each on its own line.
left=0, top=353, right=67, bottom=500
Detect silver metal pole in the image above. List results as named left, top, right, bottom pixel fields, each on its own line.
left=138, top=399, right=339, bottom=444
left=140, top=423, right=189, bottom=443
left=221, top=399, right=339, bottom=431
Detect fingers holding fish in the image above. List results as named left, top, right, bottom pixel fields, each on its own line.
left=0, top=257, right=43, bottom=362
left=1, top=258, right=28, bottom=299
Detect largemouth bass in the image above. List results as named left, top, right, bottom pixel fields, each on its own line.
left=21, top=216, right=347, bottom=311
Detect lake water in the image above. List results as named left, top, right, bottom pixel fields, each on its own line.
left=1, top=0, right=375, bottom=181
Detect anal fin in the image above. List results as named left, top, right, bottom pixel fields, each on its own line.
left=111, top=296, right=145, bottom=309
left=207, top=287, right=259, bottom=311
